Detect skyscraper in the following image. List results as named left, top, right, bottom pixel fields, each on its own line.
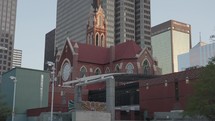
left=56, top=0, right=151, bottom=53
left=0, top=0, right=17, bottom=75
left=56, top=0, right=92, bottom=51
left=115, top=0, right=151, bottom=53
left=151, top=20, right=191, bottom=74
left=44, top=29, right=55, bottom=70
left=12, top=49, right=22, bottom=68
left=56, top=0, right=116, bottom=52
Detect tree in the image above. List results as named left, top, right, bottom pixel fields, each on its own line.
left=0, top=89, right=11, bottom=121
left=185, top=57, right=215, bottom=120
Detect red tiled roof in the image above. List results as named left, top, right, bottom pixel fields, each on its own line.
left=70, top=40, right=142, bottom=64
left=115, top=40, right=142, bottom=61
left=70, top=42, right=110, bottom=64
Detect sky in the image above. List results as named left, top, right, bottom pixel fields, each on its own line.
left=14, top=0, right=215, bottom=70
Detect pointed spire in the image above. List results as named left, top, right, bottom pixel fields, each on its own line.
left=199, top=32, right=202, bottom=42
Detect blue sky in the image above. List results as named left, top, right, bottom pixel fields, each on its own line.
left=14, top=0, right=215, bottom=70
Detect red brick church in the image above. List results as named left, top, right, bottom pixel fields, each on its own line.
left=27, top=2, right=202, bottom=120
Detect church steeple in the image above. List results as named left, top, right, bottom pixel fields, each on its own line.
left=92, top=0, right=101, bottom=12
left=86, top=4, right=106, bottom=47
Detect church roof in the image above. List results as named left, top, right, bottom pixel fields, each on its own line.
left=75, top=42, right=110, bottom=64
left=115, top=40, right=142, bottom=61
left=70, top=40, right=143, bottom=64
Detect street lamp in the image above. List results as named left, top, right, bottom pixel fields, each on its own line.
left=10, top=76, right=17, bottom=121
left=210, top=35, right=215, bottom=41
left=47, top=61, right=55, bottom=121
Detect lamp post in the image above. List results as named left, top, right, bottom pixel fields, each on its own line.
left=47, top=61, right=55, bottom=121
left=10, top=76, right=17, bottom=121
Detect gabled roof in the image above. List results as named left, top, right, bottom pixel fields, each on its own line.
left=70, top=41, right=110, bottom=64
left=67, top=40, right=144, bottom=64
left=115, top=40, right=142, bottom=61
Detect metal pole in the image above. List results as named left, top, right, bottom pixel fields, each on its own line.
left=50, top=67, right=55, bottom=121
left=12, top=79, right=17, bottom=121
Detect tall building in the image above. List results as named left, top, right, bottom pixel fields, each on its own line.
left=56, top=0, right=115, bottom=52
left=56, top=0, right=151, bottom=53
left=43, top=29, right=55, bottom=70
left=100, top=0, right=115, bottom=47
left=115, top=0, right=151, bottom=53
left=151, top=20, right=191, bottom=74
left=178, top=41, right=215, bottom=71
left=56, top=0, right=92, bottom=51
left=0, top=0, right=17, bottom=75
left=12, top=49, right=22, bottom=68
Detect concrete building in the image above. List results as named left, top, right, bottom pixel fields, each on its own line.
left=0, top=67, right=50, bottom=121
left=43, top=29, right=55, bottom=70
left=151, top=20, right=191, bottom=74
left=178, top=41, right=215, bottom=71
left=12, top=49, right=22, bottom=68
left=115, top=0, right=152, bottom=53
left=0, top=0, right=17, bottom=75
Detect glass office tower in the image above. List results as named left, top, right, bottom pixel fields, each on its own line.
left=0, top=0, right=17, bottom=75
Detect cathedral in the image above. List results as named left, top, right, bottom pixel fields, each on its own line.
left=55, top=0, right=160, bottom=85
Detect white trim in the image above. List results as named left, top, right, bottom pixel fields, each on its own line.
left=142, top=58, right=151, bottom=67
left=105, top=67, right=110, bottom=73
left=115, top=64, right=120, bottom=72
left=126, top=62, right=134, bottom=69
left=80, top=66, right=88, bottom=72
left=63, top=73, right=123, bottom=87
left=94, top=67, right=101, bottom=74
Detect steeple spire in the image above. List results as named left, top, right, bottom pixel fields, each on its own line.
left=92, top=0, right=101, bottom=12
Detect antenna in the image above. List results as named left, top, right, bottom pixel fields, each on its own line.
left=199, top=32, right=202, bottom=42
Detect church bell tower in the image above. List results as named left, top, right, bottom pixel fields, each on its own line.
left=86, top=0, right=106, bottom=47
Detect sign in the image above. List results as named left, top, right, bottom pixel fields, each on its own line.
left=68, top=100, right=75, bottom=111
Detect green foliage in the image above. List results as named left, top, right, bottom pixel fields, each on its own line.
left=185, top=57, right=215, bottom=120
left=0, top=89, right=11, bottom=121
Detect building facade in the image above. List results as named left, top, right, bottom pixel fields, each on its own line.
left=151, top=20, right=191, bottom=74
left=56, top=0, right=94, bottom=51
left=56, top=39, right=160, bottom=84
left=86, top=5, right=107, bottom=47
left=43, top=29, right=55, bottom=70
left=0, top=0, right=17, bottom=75
left=139, top=68, right=201, bottom=119
left=1, top=67, right=50, bottom=121
left=56, top=0, right=151, bottom=53
left=178, top=41, right=215, bottom=71
left=115, top=0, right=151, bottom=53
left=12, top=49, right=22, bottom=68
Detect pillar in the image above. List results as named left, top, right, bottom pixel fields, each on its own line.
left=106, top=78, right=115, bottom=121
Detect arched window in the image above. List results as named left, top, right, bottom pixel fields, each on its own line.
left=105, top=67, right=110, bottom=74
left=143, top=60, right=150, bottom=75
left=91, top=34, right=93, bottom=44
left=94, top=68, right=101, bottom=75
left=99, top=16, right=102, bottom=26
left=115, top=64, right=120, bottom=73
left=80, top=66, right=87, bottom=78
left=88, top=34, right=91, bottom=44
left=101, top=35, right=104, bottom=47
left=96, top=34, right=99, bottom=46
left=126, top=63, right=134, bottom=74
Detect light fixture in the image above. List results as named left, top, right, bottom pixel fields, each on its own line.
left=186, top=77, right=189, bottom=84
left=165, top=80, right=168, bottom=87
left=146, top=83, right=149, bottom=90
